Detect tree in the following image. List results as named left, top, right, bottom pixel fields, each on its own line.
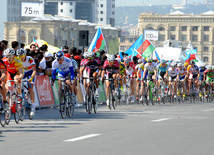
left=108, top=38, right=119, bottom=55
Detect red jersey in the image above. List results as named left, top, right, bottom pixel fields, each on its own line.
left=103, top=60, right=119, bottom=74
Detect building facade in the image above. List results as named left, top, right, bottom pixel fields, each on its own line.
left=119, top=35, right=139, bottom=52
left=4, top=15, right=119, bottom=50
left=138, top=12, right=214, bottom=65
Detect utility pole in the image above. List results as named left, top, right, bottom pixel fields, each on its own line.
left=18, top=0, right=21, bottom=48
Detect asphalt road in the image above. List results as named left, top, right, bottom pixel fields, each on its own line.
left=0, top=102, right=214, bottom=155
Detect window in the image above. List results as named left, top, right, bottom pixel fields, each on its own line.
left=100, top=11, right=103, bottom=14
left=204, top=46, right=209, bottom=52
left=70, top=9, right=72, bottom=13
left=112, top=4, right=115, bottom=8
left=203, top=57, right=208, bottom=62
left=159, top=35, right=165, bottom=41
left=120, top=38, right=125, bottom=43
left=194, top=46, right=197, bottom=51
left=204, top=35, right=209, bottom=42
left=112, top=11, right=115, bottom=15
left=181, top=35, right=187, bottom=41
left=100, top=4, right=103, bottom=7
left=170, top=26, right=176, bottom=31
left=192, top=26, right=198, bottom=31
left=61, top=9, right=63, bottom=13
left=147, top=27, right=154, bottom=30
left=129, top=38, right=133, bottom=42
left=70, top=2, right=73, bottom=5
left=100, top=18, right=103, bottom=21
left=159, top=27, right=165, bottom=31
left=192, top=35, right=198, bottom=41
left=20, top=30, right=26, bottom=44
left=30, top=30, right=38, bottom=42
left=204, top=26, right=209, bottom=31
left=170, top=35, right=176, bottom=40
left=120, top=46, right=126, bottom=51
left=61, top=2, right=63, bottom=5
left=181, top=26, right=187, bottom=31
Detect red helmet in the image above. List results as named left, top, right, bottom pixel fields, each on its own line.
left=64, top=53, right=71, bottom=58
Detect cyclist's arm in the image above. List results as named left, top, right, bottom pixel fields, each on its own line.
left=52, top=69, right=57, bottom=80
left=19, top=68, right=24, bottom=79
left=98, top=66, right=102, bottom=77
left=101, top=69, right=106, bottom=78
left=197, top=70, right=200, bottom=79
left=137, top=69, right=141, bottom=79
left=165, top=70, right=168, bottom=78
left=69, top=66, right=75, bottom=80
left=80, top=66, right=85, bottom=77
left=143, top=68, right=147, bottom=79
left=0, top=68, right=6, bottom=81
left=30, top=66, right=37, bottom=80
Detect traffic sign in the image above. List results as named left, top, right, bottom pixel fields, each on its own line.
left=21, top=2, right=43, bottom=17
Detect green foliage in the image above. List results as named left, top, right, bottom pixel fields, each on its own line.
left=108, top=38, right=119, bottom=55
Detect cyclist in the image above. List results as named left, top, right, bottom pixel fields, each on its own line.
left=136, top=58, right=143, bottom=101
left=177, top=63, right=188, bottom=97
left=157, top=59, right=169, bottom=100
left=115, top=58, right=126, bottom=90
left=0, top=58, right=6, bottom=111
left=3, top=48, right=24, bottom=109
left=51, top=51, right=75, bottom=100
left=64, top=53, right=79, bottom=106
left=138, top=58, right=148, bottom=102
left=102, top=55, right=119, bottom=106
left=123, top=56, right=136, bottom=102
left=198, top=64, right=206, bottom=97
left=204, top=65, right=214, bottom=98
left=81, top=52, right=101, bottom=98
left=143, top=58, right=157, bottom=91
left=168, top=62, right=179, bottom=98
left=17, top=48, right=37, bottom=116
left=187, top=60, right=200, bottom=97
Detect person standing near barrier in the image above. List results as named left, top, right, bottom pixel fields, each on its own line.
left=17, top=48, right=37, bottom=117
left=51, top=51, right=75, bottom=102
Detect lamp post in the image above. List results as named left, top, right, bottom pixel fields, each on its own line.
left=18, top=0, right=21, bottom=48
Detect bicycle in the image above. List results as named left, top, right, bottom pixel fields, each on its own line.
left=205, top=80, right=214, bottom=103
left=189, top=78, right=198, bottom=103
left=5, top=80, right=21, bottom=125
left=83, top=77, right=99, bottom=114
left=124, top=76, right=133, bottom=106
left=167, top=79, right=176, bottom=104
left=58, top=78, right=74, bottom=119
left=117, top=77, right=124, bottom=106
left=157, top=78, right=167, bottom=104
left=145, top=79, right=157, bottom=106
left=199, top=81, right=206, bottom=102
left=0, top=86, right=6, bottom=127
left=177, top=80, right=185, bottom=103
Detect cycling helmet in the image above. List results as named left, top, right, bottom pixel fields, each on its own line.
left=116, top=58, right=121, bottom=63
left=171, top=62, right=177, bottom=67
left=184, top=62, right=189, bottom=67
left=55, top=51, right=64, bottom=60
left=4, top=48, right=15, bottom=56
left=123, top=56, right=131, bottom=62
left=87, top=52, right=94, bottom=58
left=137, top=58, right=143, bottom=64
left=147, top=58, right=152, bottom=62
left=177, top=63, right=183, bottom=67
left=190, top=60, right=195, bottom=65
left=17, top=48, right=27, bottom=56
left=107, top=55, right=115, bottom=62
left=199, top=64, right=205, bottom=68
left=64, top=53, right=71, bottom=58
left=83, top=52, right=88, bottom=59
left=207, top=65, right=212, bottom=70
left=160, top=59, right=166, bottom=64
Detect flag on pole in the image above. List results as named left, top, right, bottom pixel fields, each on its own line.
left=88, top=27, right=106, bottom=52
left=117, top=51, right=123, bottom=59
left=33, top=37, right=39, bottom=48
left=124, top=34, right=143, bottom=59
left=182, top=49, right=198, bottom=63
left=142, top=39, right=155, bottom=58
left=155, top=51, right=160, bottom=62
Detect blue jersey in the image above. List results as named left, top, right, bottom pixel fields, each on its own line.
left=157, top=64, right=169, bottom=73
left=199, top=67, right=206, bottom=80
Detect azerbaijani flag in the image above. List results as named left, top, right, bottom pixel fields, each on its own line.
left=88, top=27, right=106, bottom=52
left=155, top=51, right=160, bottom=62
left=33, top=37, right=39, bottom=48
left=124, top=34, right=143, bottom=59
left=182, top=49, right=198, bottom=63
left=142, top=39, right=155, bottom=58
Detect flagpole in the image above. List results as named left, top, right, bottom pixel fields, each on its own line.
left=100, top=28, right=108, bottom=53
left=18, top=0, right=21, bottom=48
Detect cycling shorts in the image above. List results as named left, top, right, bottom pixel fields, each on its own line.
left=179, top=75, right=185, bottom=81
left=169, top=76, right=177, bottom=82
left=158, top=71, right=166, bottom=80
left=7, top=71, right=17, bottom=80
left=189, top=73, right=197, bottom=79
left=23, top=70, right=35, bottom=83
left=147, top=73, right=154, bottom=81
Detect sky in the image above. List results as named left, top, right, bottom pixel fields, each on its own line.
left=116, top=0, right=204, bottom=6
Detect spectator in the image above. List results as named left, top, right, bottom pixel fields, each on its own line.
left=99, top=50, right=107, bottom=66
left=40, top=44, right=48, bottom=55
left=1, top=40, right=8, bottom=49
left=30, top=44, right=36, bottom=51
left=11, top=41, right=19, bottom=51
left=21, top=43, right=25, bottom=48
left=27, top=50, right=37, bottom=59
left=0, top=46, right=3, bottom=59
left=73, top=49, right=82, bottom=67
left=44, top=52, right=54, bottom=76
left=70, top=47, right=77, bottom=57
left=36, top=52, right=46, bottom=75
left=63, top=46, right=69, bottom=53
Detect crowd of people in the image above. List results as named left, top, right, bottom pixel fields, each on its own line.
left=0, top=39, right=214, bottom=120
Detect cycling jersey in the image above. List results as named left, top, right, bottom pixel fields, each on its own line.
left=119, top=62, right=125, bottom=75
left=187, top=65, right=199, bottom=75
left=3, top=57, right=23, bottom=74
left=124, top=61, right=135, bottom=76
left=168, top=67, right=179, bottom=77
left=71, top=59, right=78, bottom=71
left=138, top=63, right=148, bottom=79
left=103, top=60, right=119, bottom=74
left=22, top=56, right=36, bottom=73
left=144, top=62, right=157, bottom=74
left=80, top=59, right=87, bottom=67
left=199, top=67, right=206, bottom=80
left=0, top=61, right=6, bottom=70
left=52, top=57, right=75, bottom=80
left=157, top=64, right=168, bottom=73
left=177, top=67, right=186, bottom=77
left=204, top=70, right=214, bottom=79
left=83, top=58, right=101, bottom=72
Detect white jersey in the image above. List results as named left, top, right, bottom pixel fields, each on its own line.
left=52, top=57, right=73, bottom=73
left=168, top=67, right=179, bottom=77
left=22, top=56, right=36, bottom=72
left=144, top=62, right=157, bottom=73
left=71, top=59, right=78, bottom=70
left=177, top=67, right=186, bottom=77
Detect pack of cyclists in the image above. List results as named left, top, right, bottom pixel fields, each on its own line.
left=1, top=41, right=214, bottom=123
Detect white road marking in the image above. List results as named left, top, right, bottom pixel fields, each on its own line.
left=203, top=109, right=214, bottom=112
left=151, top=118, right=172, bottom=122
left=64, top=134, right=101, bottom=142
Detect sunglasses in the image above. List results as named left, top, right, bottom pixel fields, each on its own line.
left=125, top=61, right=129, bottom=64
left=18, top=55, right=25, bottom=58
left=57, top=57, right=63, bottom=61
left=6, top=55, right=13, bottom=58
left=88, top=57, right=94, bottom=60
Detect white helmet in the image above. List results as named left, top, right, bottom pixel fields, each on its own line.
left=4, top=48, right=15, bottom=56
left=123, top=56, right=131, bottom=62
left=207, top=65, right=212, bottom=70
left=116, top=58, right=121, bottom=63
left=83, top=52, right=89, bottom=58
left=87, top=52, right=94, bottom=58
left=107, top=55, right=115, bottom=62
left=17, top=48, right=27, bottom=56
left=177, top=63, right=183, bottom=67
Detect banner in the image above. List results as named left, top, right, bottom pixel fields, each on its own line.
left=143, top=30, right=159, bottom=41
left=35, top=75, right=55, bottom=107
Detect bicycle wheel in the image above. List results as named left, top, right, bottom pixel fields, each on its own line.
left=67, top=95, right=74, bottom=117
left=112, top=91, right=116, bottom=110
left=0, top=110, right=6, bottom=127
left=59, top=89, right=66, bottom=119
left=87, top=89, right=93, bottom=114
left=108, top=89, right=112, bottom=110
left=19, top=97, right=26, bottom=121
left=14, top=103, right=20, bottom=124
left=25, top=102, right=31, bottom=120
